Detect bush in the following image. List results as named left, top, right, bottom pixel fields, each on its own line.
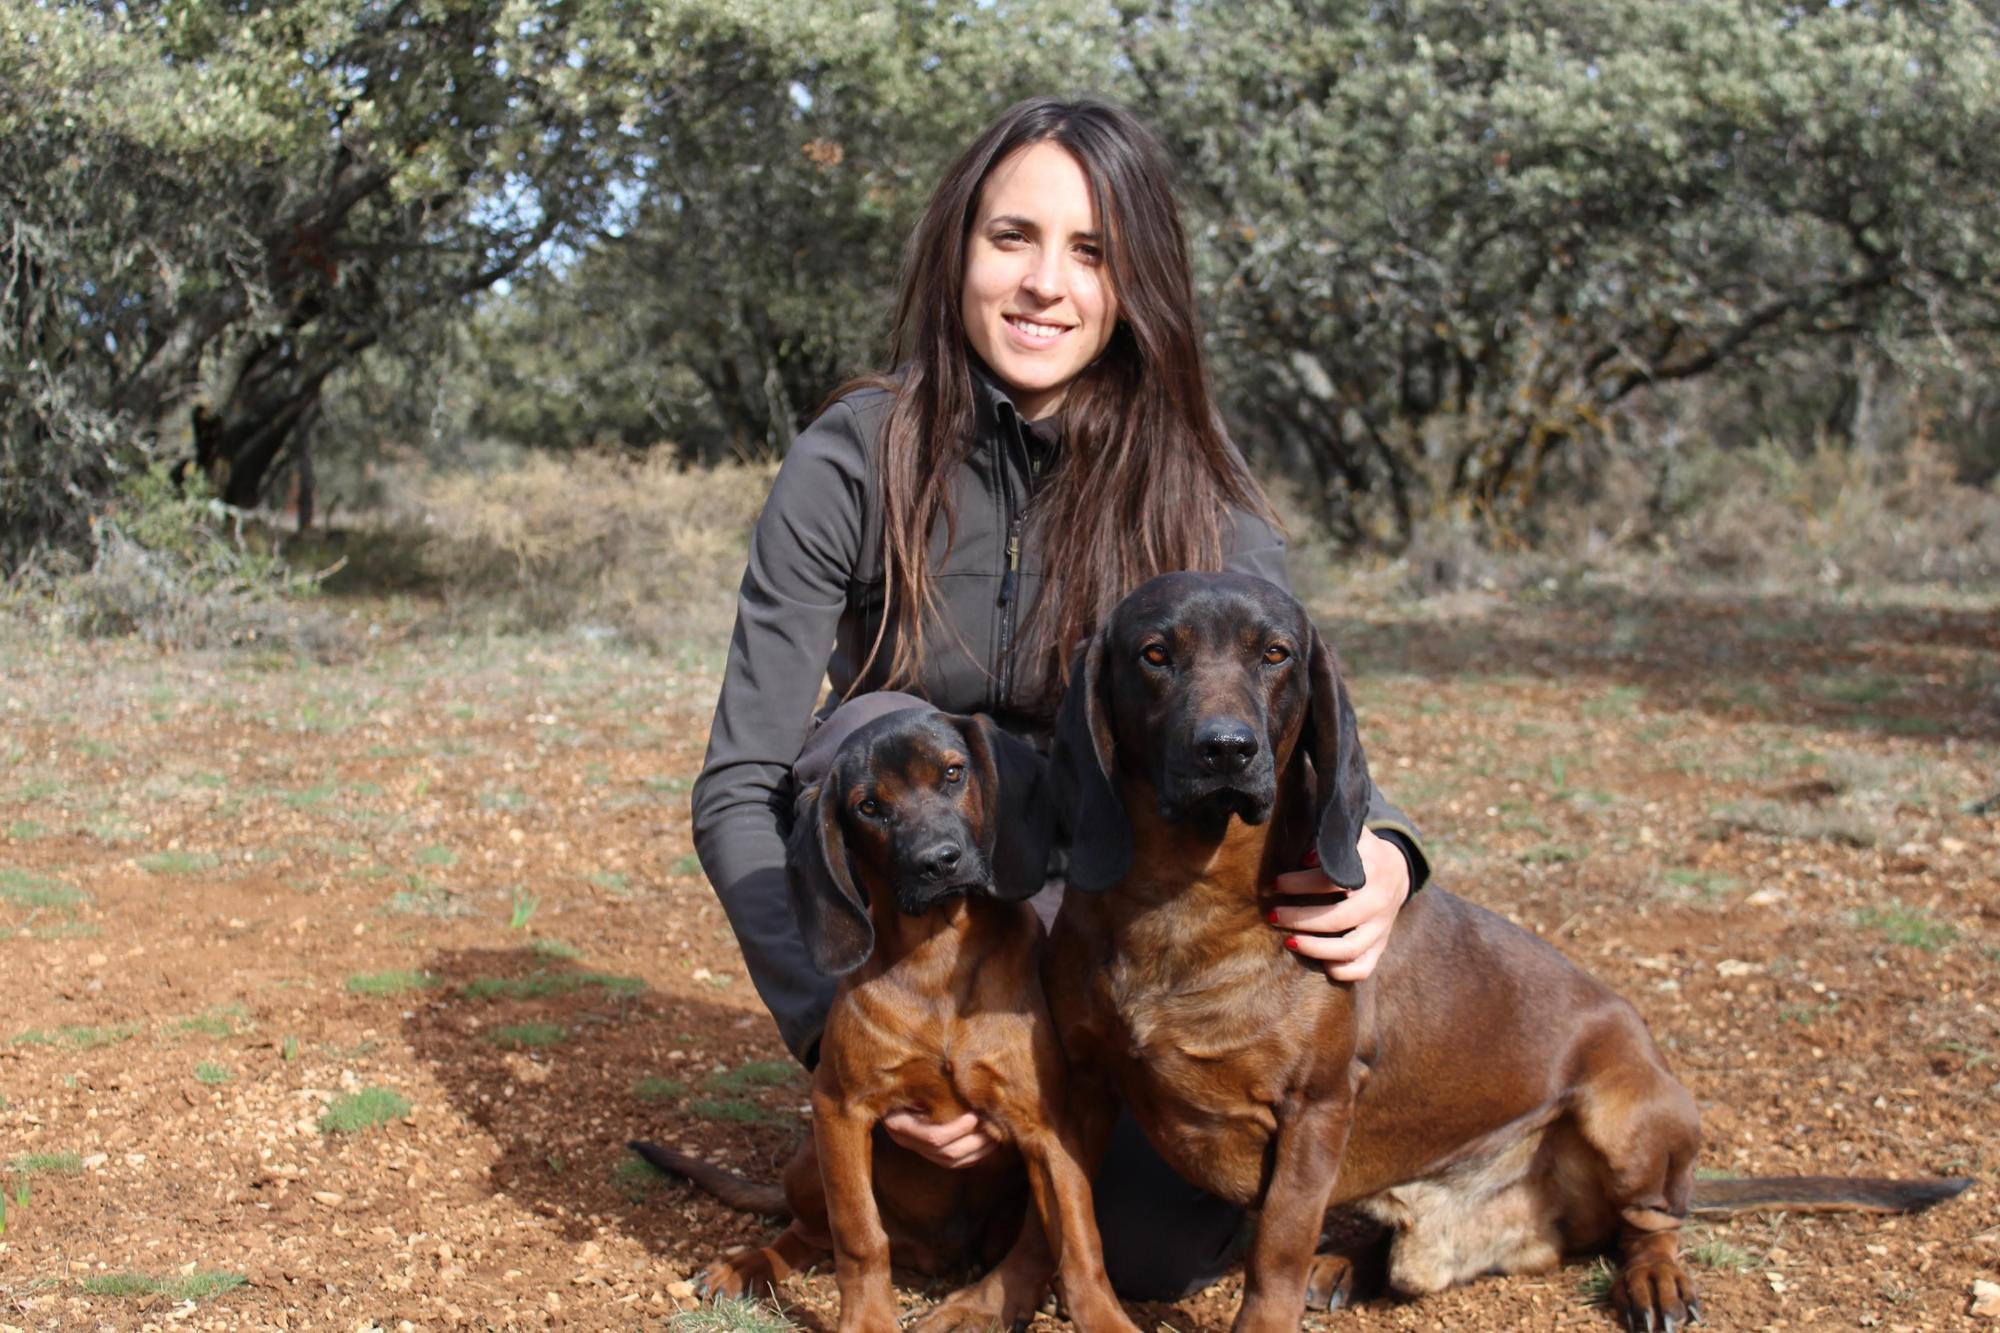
left=3, top=463, right=342, bottom=653
left=414, top=451, right=773, bottom=648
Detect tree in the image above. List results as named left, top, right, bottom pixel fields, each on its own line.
left=1124, top=0, right=2000, bottom=539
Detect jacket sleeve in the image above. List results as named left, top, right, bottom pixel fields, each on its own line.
left=1223, top=504, right=1432, bottom=892
left=690, top=400, right=872, bottom=1064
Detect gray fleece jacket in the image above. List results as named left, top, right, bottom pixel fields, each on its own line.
left=691, top=372, right=1427, bottom=1063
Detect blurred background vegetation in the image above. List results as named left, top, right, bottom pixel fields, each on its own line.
left=4, top=0, right=1998, bottom=648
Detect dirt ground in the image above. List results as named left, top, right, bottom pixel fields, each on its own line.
left=1, top=579, right=1996, bottom=1332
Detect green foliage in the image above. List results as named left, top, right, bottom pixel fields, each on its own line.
left=319, top=1086, right=411, bottom=1133
left=635, top=1076, right=689, bottom=1103
left=80, top=1271, right=247, bottom=1302
left=1851, top=901, right=1958, bottom=952
left=486, top=1023, right=568, bottom=1050
left=344, top=970, right=438, bottom=997
left=460, top=969, right=643, bottom=1001
left=7, top=1153, right=82, bottom=1176
left=668, top=1295, right=803, bottom=1333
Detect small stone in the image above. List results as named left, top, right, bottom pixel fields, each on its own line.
left=312, top=1190, right=345, bottom=1206
left=666, top=1281, right=696, bottom=1301
left=1971, top=1279, right=2000, bottom=1319
left=1716, top=958, right=1758, bottom=977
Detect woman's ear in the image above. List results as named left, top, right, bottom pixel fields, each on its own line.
left=1052, top=629, right=1130, bottom=892
left=1305, top=625, right=1372, bottom=891
left=786, top=778, right=875, bottom=976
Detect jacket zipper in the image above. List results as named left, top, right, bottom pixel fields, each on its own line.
left=994, top=422, right=1037, bottom=712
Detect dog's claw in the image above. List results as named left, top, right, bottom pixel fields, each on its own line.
left=1685, top=1299, right=1702, bottom=1325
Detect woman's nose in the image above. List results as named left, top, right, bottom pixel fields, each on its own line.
left=1020, top=250, right=1065, bottom=303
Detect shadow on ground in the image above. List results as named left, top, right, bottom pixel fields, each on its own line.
left=403, top=946, right=811, bottom=1254
left=1333, top=589, right=2000, bottom=744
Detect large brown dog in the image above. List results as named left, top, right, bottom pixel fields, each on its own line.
left=1043, top=571, right=1969, bottom=1333
left=636, top=707, right=1136, bottom=1333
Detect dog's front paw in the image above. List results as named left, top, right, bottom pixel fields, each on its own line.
left=908, top=1276, right=1043, bottom=1333
left=1610, top=1253, right=1698, bottom=1333
left=696, top=1245, right=788, bottom=1300
left=1303, top=1252, right=1356, bottom=1312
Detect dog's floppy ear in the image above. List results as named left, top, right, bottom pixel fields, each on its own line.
left=1305, top=624, right=1372, bottom=891
left=786, top=778, right=875, bottom=976
left=956, top=713, right=1054, bottom=901
left=1052, top=629, right=1131, bottom=893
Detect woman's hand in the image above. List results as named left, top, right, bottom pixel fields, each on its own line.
left=881, top=1109, right=1004, bottom=1168
left=1268, top=827, right=1411, bottom=982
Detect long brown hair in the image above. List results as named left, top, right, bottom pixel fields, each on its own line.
left=853, top=96, right=1276, bottom=710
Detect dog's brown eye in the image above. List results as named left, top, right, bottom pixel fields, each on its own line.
left=943, top=765, right=964, bottom=785
left=1263, top=644, right=1291, bottom=665
left=1141, top=644, right=1170, bottom=667
left=857, top=798, right=882, bottom=818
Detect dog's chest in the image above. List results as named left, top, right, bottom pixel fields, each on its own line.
left=1095, top=946, right=1318, bottom=1206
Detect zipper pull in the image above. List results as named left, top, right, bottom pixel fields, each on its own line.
left=998, top=533, right=1021, bottom=607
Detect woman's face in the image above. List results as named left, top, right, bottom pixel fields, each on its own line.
left=961, top=141, right=1119, bottom=421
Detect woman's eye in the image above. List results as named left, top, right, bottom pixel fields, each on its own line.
left=1263, top=644, right=1291, bottom=665
left=1141, top=644, right=1170, bottom=667
left=1074, top=243, right=1102, bottom=264
left=943, top=765, right=964, bottom=785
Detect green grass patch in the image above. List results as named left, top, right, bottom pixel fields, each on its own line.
left=4, top=821, right=48, bottom=841
left=1851, top=901, right=1957, bottom=952
left=174, top=1003, right=248, bottom=1038
left=414, top=844, right=458, bottom=868
left=8, top=1152, right=82, bottom=1176
left=689, top=1097, right=787, bottom=1127
left=668, top=852, right=702, bottom=876
left=508, top=887, right=539, bottom=930
left=1663, top=868, right=1741, bottom=898
left=461, top=969, right=644, bottom=1001
left=1574, top=1255, right=1615, bottom=1305
left=284, top=782, right=342, bottom=810
left=487, top=1023, right=569, bottom=1050
left=136, top=850, right=220, bottom=875
left=668, top=1294, right=802, bottom=1333
left=194, top=1062, right=232, bottom=1085
left=1517, top=843, right=1584, bottom=865
left=614, top=1154, right=668, bottom=1201
left=386, top=876, right=471, bottom=917
left=701, top=1061, right=802, bottom=1094
left=80, top=1271, right=248, bottom=1302
left=635, top=1076, right=689, bottom=1103
left=478, top=789, right=532, bottom=812
left=1687, top=1238, right=1756, bottom=1271
left=11, top=1023, right=137, bottom=1050
left=530, top=937, right=582, bottom=960
left=0, top=867, right=87, bottom=911
left=319, top=1087, right=412, bottom=1134
left=345, top=969, right=439, bottom=997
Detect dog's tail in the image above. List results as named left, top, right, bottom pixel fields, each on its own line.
left=1691, top=1174, right=1971, bottom=1216
left=627, top=1140, right=790, bottom=1216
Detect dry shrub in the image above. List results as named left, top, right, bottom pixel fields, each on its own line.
left=1659, top=434, right=2000, bottom=588
left=2, top=463, right=346, bottom=656
left=415, top=451, right=775, bottom=647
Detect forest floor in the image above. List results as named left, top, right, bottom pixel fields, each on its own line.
left=1, top=576, right=1996, bottom=1331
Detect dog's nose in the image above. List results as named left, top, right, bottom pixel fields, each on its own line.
left=1196, top=722, right=1260, bottom=775
left=916, top=842, right=964, bottom=880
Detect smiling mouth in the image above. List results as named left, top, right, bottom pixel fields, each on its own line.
left=1005, top=314, right=1072, bottom=341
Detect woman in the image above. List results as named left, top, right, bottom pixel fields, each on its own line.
left=691, top=95, right=1428, bottom=1297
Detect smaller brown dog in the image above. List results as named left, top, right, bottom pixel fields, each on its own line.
left=634, top=707, right=1135, bottom=1333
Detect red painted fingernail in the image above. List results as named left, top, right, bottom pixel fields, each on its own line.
left=1267, top=908, right=1279, bottom=924
left=1284, top=936, right=1299, bottom=950
left=1302, top=846, right=1320, bottom=868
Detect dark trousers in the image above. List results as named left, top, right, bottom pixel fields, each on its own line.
left=796, top=692, right=1246, bottom=1300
